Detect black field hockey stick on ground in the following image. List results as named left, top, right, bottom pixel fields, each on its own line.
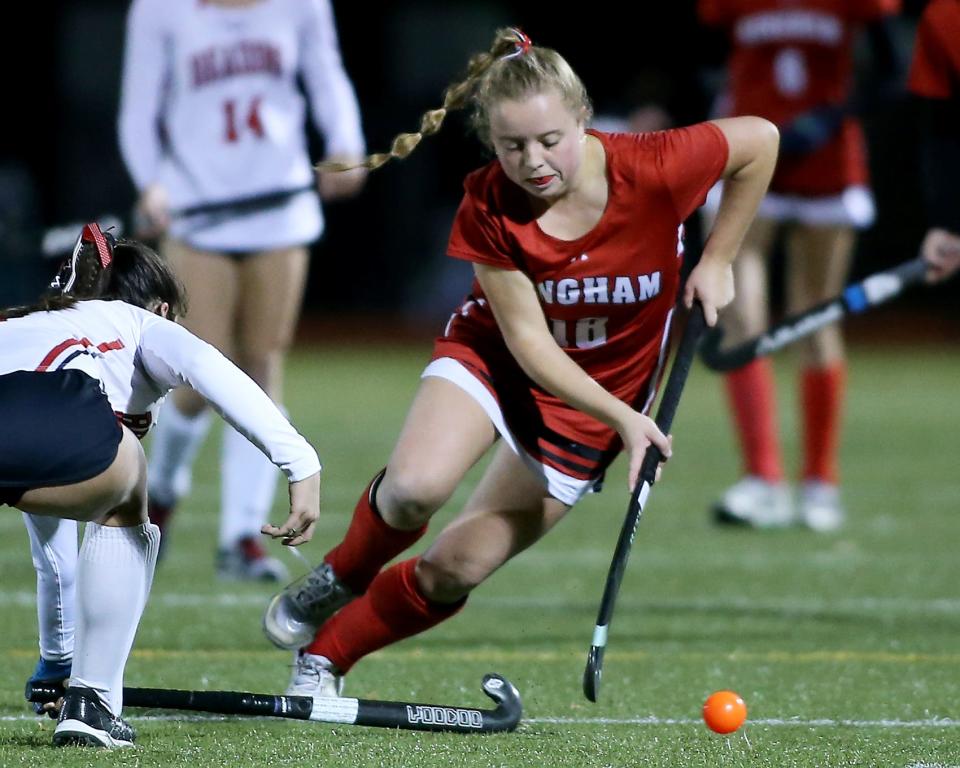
left=698, top=256, right=929, bottom=372
left=583, top=303, right=707, bottom=703
left=27, top=673, right=521, bottom=733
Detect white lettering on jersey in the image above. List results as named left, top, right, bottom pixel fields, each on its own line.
left=612, top=276, right=636, bottom=304
left=582, top=277, right=609, bottom=304
left=637, top=273, right=661, bottom=301
left=735, top=11, right=842, bottom=46
left=556, top=278, right=581, bottom=305
left=538, top=272, right=661, bottom=306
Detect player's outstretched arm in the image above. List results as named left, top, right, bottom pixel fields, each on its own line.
left=137, top=314, right=323, bottom=536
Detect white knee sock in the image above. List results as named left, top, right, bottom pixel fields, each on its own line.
left=219, top=425, right=280, bottom=548
left=70, top=522, right=161, bottom=715
left=146, top=401, right=213, bottom=507
left=22, top=513, right=78, bottom=663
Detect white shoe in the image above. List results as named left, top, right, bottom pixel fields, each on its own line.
left=713, top=476, right=794, bottom=528
left=799, top=481, right=844, bottom=532
left=286, top=652, right=344, bottom=699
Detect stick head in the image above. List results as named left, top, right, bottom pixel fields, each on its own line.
left=582, top=645, right=604, bottom=702
left=481, top=674, right=523, bottom=731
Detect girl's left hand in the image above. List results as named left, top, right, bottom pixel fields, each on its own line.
left=682, top=256, right=735, bottom=326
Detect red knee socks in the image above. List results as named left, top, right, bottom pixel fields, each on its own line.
left=304, top=557, right=465, bottom=672
left=324, top=472, right=428, bottom=594
left=801, top=364, right=846, bottom=484
left=724, top=359, right=784, bottom=481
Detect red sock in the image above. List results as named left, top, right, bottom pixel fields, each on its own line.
left=305, top=557, right=464, bottom=672
left=801, top=364, right=846, bottom=484
left=324, top=471, right=427, bottom=594
left=724, top=359, right=783, bottom=481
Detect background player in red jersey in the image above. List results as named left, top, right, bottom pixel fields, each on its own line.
left=909, top=0, right=960, bottom=283
left=697, top=0, right=902, bottom=532
left=259, top=28, right=779, bottom=699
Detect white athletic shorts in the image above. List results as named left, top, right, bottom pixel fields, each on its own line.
left=422, top=357, right=599, bottom=507
left=704, top=181, right=876, bottom=229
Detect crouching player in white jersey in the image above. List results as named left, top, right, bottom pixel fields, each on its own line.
left=0, top=224, right=321, bottom=748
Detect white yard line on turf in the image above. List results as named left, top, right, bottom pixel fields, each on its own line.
left=3, top=713, right=960, bottom=728
left=2, top=590, right=960, bottom=616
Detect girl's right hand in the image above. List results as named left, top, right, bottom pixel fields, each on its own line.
left=134, top=183, right=171, bottom=239
left=616, top=410, right=672, bottom=491
left=262, top=472, right=321, bottom=547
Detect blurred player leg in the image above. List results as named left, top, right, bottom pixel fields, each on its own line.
left=22, top=513, right=77, bottom=714
left=293, top=441, right=568, bottom=697
left=786, top=223, right=855, bottom=532
left=147, top=240, right=238, bottom=548
left=714, top=217, right=792, bottom=527
left=215, top=246, right=308, bottom=581
left=265, top=376, right=495, bottom=650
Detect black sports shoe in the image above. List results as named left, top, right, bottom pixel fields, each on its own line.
left=53, top=686, right=136, bottom=748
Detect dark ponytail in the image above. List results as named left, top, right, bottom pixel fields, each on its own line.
left=1, top=228, right=186, bottom=321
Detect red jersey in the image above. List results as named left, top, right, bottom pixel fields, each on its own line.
left=698, top=0, right=900, bottom=195
left=434, top=125, right=728, bottom=478
left=908, top=0, right=960, bottom=100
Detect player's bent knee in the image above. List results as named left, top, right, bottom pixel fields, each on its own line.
left=415, top=556, right=484, bottom=603
left=379, top=472, right=451, bottom=528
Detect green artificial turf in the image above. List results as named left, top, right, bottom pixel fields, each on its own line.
left=2, top=341, right=958, bottom=767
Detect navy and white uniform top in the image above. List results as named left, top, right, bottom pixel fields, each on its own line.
left=0, top=300, right=320, bottom=482
left=118, top=0, right=365, bottom=252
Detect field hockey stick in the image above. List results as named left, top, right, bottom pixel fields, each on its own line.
left=27, top=186, right=317, bottom=259
left=27, top=673, right=521, bottom=734
left=583, top=303, right=707, bottom=703
left=698, top=256, right=929, bottom=372
left=173, top=184, right=315, bottom=222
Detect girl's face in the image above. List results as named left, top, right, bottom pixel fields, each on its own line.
left=488, top=88, right=586, bottom=201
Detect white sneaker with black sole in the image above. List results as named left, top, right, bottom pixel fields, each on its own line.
left=263, top=562, right=355, bottom=649
left=713, top=476, right=795, bottom=528
left=53, top=686, right=135, bottom=748
left=287, top=651, right=344, bottom=699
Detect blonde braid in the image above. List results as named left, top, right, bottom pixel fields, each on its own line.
left=317, top=29, right=525, bottom=173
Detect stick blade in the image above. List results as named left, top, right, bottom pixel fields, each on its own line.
left=582, top=645, right=604, bottom=702
left=481, top=673, right=523, bottom=732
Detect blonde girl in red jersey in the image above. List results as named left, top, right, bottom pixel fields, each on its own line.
left=261, top=28, right=779, bottom=698
left=697, top=0, right=902, bottom=532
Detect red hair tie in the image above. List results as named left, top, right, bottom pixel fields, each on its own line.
left=83, top=223, right=113, bottom=269
left=52, top=222, right=116, bottom=294
left=501, top=28, right=533, bottom=60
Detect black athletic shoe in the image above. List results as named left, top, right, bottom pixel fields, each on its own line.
left=53, top=687, right=136, bottom=748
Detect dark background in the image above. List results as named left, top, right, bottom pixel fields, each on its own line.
left=1, top=0, right=952, bottom=330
